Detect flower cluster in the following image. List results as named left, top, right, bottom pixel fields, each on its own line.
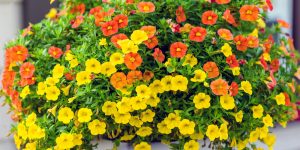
left=1, top=0, right=300, bottom=150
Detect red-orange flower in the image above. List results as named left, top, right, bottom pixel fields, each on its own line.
left=247, top=36, right=259, bottom=48
left=10, top=45, right=28, bottom=62
left=210, top=78, right=229, bottom=96
left=110, top=72, right=127, bottom=89
left=216, top=0, right=231, bottom=4
left=20, top=62, right=35, bottom=79
left=152, top=48, right=165, bottom=63
left=137, top=2, right=155, bottom=13
left=229, top=81, right=239, bottom=96
left=141, top=26, right=156, bottom=38
left=124, top=52, right=143, bottom=70
left=94, top=12, right=106, bottom=27
left=48, top=46, right=63, bottom=59
left=111, top=33, right=128, bottom=49
left=143, top=70, right=154, bottom=81
left=283, top=92, right=291, bottom=106
left=126, top=0, right=134, bottom=4
left=65, top=72, right=75, bottom=81
left=113, top=14, right=128, bottom=29
left=189, top=27, right=207, bottom=42
left=70, top=3, right=85, bottom=15
left=127, top=70, right=143, bottom=85
left=89, top=6, right=103, bottom=15
left=170, top=42, right=188, bottom=58
left=144, top=36, right=158, bottom=49
left=176, top=6, right=186, bottom=23
left=71, top=15, right=84, bottom=28
left=223, top=9, right=237, bottom=27
left=270, top=58, right=279, bottom=73
left=1, top=71, right=16, bottom=93
left=234, top=35, right=248, bottom=51
left=202, top=11, right=218, bottom=25
left=239, top=5, right=259, bottom=21
left=101, top=21, right=119, bottom=36
left=203, top=61, right=219, bottom=78
left=266, top=0, right=273, bottom=11
left=19, top=77, right=36, bottom=87
left=226, top=55, right=239, bottom=68
left=217, top=28, right=233, bottom=41
left=277, top=19, right=290, bottom=28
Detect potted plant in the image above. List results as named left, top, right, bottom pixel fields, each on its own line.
left=1, top=0, right=299, bottom=149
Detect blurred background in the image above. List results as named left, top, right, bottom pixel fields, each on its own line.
left=0, top=0, right=299, bottom=149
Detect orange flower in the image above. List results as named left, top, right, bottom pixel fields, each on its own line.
left=239, top=5, right=259, bottom=21
left=217, top=28, right=233, bottom=41
left=70, top=3, right=85, bottom=15
left=176, top=6, right=186, bottom=23
left=247, top=36, right=259, bottom=48
left=126, top=0, right=134, bottom=4
left=48, top=46, right=63, bottom=59
left=234, top=35, right=248, bottom=51
left=202, top=11, right=218, bottom=25
left=170, top=42, right=188, bottom=58
left=20, top=62, right=35, bottom=79
left=10, top=45, right=28, bottom=62
left=144, top=36, right=158, bottom=49
left=111, top=33, right=128, bottom=49
left=223, top=9, right=237, bottom=27
left=229, top=82, right=239, bottom=97
left=226, top=55, right=239, bottom=68
left=143, top=70, right=154, bottom=81
left=203, top=61, right=219, bottom=78
left=1, top=71, right=16, bottom=93
left=110, top=72, right=127, bottom=89
left=189, top=27, right=207, bottom=42
left=210, top=78, right=229, bottom=96
left=127, top=70, right=143, bottom=84
left=216, top=0, right=231, bottom=4
left=141, top=26, right=156, bottom=38
left=71, top=15, right=84, bottom=28
left=89, top=6, right=103, bottom=15
left=101, top=21, right=119, bottom=36
left=94, top=12, right=106, bottom=27
left=19, top=77, right=36, bottom=87
left=152, top=48, right=165, bottom=63
left=137, top=2, right=155, bottom=13
left=124, top=52, right=143, bottom=70
left=113, top=14, right=128, bottom=28
left=277, top=19, right=290, bottom=28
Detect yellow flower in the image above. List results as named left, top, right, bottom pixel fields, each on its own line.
left=131, top=30, right=148, bottom=45
left=249, top=128, right=260, bottom=143
left=190, top=132, right=204, bottom=140
left=161, top=75, right=173, bottom=91
left=26, top=112, right=36, bottom=127
left=164, top=113, right=181, bottom=129
left=88, top=119, right=106, bottom=135
left=263, top=114, right=273, bottom=127
left=157, top=121, right=171, bottom=134
left=237, top=139, right=248, bottom=150
left=77, top=108, right=92, bottom=123
left=220, top=95, right=235, bottom=110
left=149, top=80, right=165, bottom=94
left=231, top=67, right=240, bottom=76
left=191, top=69, right=207, bottom=82
left=27, top=124, right=45, bottom=140
left=68, top=96, right=77, bottom=103
left=183, top=54, right=198, bottom=67
left=252, top=104, right=264, bottom=119
left=110, top=52, right=124, bottom=65
left=99, top=38, right=107, bottom=46
left=48, top=105, right=57, bottom=116
left=65, top=52, right=75, bottom=61
left=263, top=53, right=271, bottom=62
left=73, top=134, right=83, bottom=146
left=24, top=142, right=36, bottom=150
left=61, top=85, right=71, bottom=96
left=136, top=127, right=152, bottom=137
left=249, top=28, right=259, bottom=37
left=76, top=71, right=91, bottom=85
left=134, top=142, right=151, bottom=150
left=70, top=59, right=79, bottom=68
left=146, top=93, right=160, bottom=107
left=219, top=124, right=228, bottom=140
left=102, top=101, right=117, bottom=115
left=85, top=58, right=101, bottom=74
left=184, top=140, right=199, bottom=150
left=45, top=77, right=59, bottom=86
left=46, top=86, right=60, bottom=101
left=120, top=133, right=135, bottom=141
left=55, top=133, right=74, bottom=149
left=136, top=85, right=151, bottom=98
left=241, top=81, right=252, bottom=95
left=179, top=119, right=195, bottom=135
left=257, top=18, right=266, bottom=28
left=114, top=112, right=131, bottom=124
left=193, top=93, right=211, bottom=109
left=17, top=123, right=27, bottom=140
left=118, top=39, right=139, bottom=54
left=279, top=121, right=287, bottom=128
left=46, top=8, right=57, bottom=19
left=14, top=134, right=22, bottom=150
left=263, top=133, right=276, bottom=149
left=52, top=64, right=65, bottom=79
left=100, top=62, right=117, bottom=76
left=141, top=109, right=155, bottom=122
left=234, top=110, right=243, bottom=123
left=221, top=43, right=232, bottom=57
left=20, top=86, right=30, bottom=99
left=37, top=82, right=47, bottom=95
left=129, top=116, right=143, bottom=127
left=274, top=93, right=286, bottom=105
left=117, top=97, right=133, bottom=113
left=206, top=124, right=220, bottom=141
left=259, top=126, right=269, bottom=139
left=171, top=75, right=188, bottom=91
left=58, top=107, right=74, bottom=124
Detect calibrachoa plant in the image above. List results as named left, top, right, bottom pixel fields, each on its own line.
left=1, top=0, right=300, bottom=149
